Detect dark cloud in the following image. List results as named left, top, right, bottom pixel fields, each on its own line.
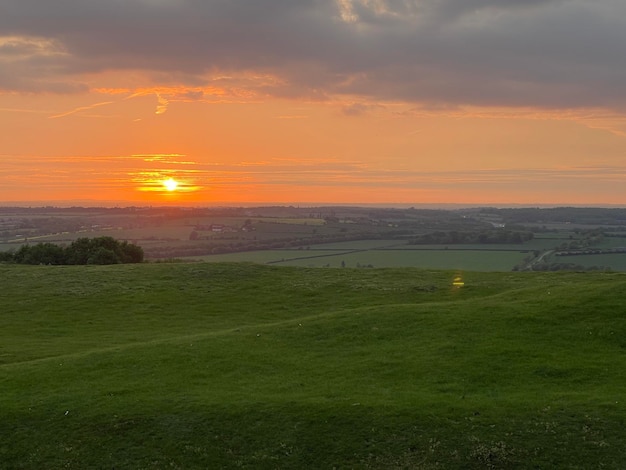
left=1, top=0, right=625, bottom=110
left=425, top=0, right=564, bottom=20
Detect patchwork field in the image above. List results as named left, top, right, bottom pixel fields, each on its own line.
left=2, top=263, right=626, bottom=468
left=191, top=239, right=532, bottom=270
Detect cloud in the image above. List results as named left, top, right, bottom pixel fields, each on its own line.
left=422, top=0, right=564, bottom=21
left=3, top=153, right=626, bottom=205
left=341, top=102, right=385, bottom=116
left=48, top=101, right=114, bottom=119
left=0, top=35, right=87, bottom=93
left=155, top=93, right=169, bottom=114
left=1, top=0, right=626, bottom=112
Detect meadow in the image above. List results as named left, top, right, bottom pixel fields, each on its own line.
left=277, top=248, right=526, bottom=270
left=550, top=253, right=626, bottom=271
left=192, top=239, right=533, bottom=270
left=2, top=262, right=626, bottom=468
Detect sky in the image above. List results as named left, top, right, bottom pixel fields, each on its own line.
left=2, top=0, right=626, bottom=206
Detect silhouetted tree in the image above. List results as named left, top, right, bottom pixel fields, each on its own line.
left=8, top=237, right=144, bottom=265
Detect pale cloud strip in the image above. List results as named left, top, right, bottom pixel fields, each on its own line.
left=0, top=107, right=51, bottom=114
left=399, top=104, right=626, bottom=137
left=133, top=154, right=197, bottom=165
left=48, top=101, right=115, bottom=119
left=155, top=93, right=169, bottom=115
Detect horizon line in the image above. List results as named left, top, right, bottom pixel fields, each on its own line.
left=2, top=201, right=626, bottom=210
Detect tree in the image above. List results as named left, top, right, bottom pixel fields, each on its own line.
left=65, top=237, right=144, bottom=265
left=13, top=243, right=65, bottom=265
left=118, top=241, right=144, bottom=263
left=9, top=237, right=144, bottom=266
left=87, top=247, right=120, bottom=265
left=65, top=237, right=93, bottom=264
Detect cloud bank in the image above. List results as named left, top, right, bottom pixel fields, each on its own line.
left=1, top=0, right=626, bottom=111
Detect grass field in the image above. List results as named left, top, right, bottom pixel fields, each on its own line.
left=2, top=263, right=626, bottom=468
left=277, top=249, right=527, bottom=270
left=194, top=240, right=529, bottom=270
left=192, top=237, right=575, bottom=271
left=596, top=236, right=626, bottom=249
left=194, top=248, right=526, bottom=270
left=192, top=250, right=346, bottom=264
left=551, top=253, right=626, bottom=271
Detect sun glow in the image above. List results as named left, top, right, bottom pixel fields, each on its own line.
left=163, top=178, right=178, bottom=191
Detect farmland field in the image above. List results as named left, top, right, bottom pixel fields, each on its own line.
left=2, top=262, right=626, bottom=468
left=596, top=236, right=626, bottom=249
left=5, top=206, right=626, bottom=273
left=192, top=249, right=346, bottom=264
left=276, top=248, right=527, bottom=270
left=551, top=253, right=626, bottom=271
left=193, top=238, right=531, bottom=270
left=193, top=247, right=527, bottom=270
left=189, top=235, right=626, bottom=271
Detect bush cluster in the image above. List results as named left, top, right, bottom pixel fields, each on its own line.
left=0, top=237, right=144, bottom=265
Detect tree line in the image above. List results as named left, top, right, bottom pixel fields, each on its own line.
left=0, top=237, right=144, bottom=265
left=409, top=229, right=534, bottom=245
left=479, top=207, right=626, bottom=225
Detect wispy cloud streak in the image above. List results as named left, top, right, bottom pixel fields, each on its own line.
left=155, top=93, right=169, bottom=115
left=48, top=101, right=114, bottom=119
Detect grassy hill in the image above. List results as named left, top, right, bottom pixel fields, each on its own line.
left=1, top=263, right=625, bottom=468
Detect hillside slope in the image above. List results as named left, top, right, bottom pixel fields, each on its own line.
left=1, top=263, right=625, bottom=468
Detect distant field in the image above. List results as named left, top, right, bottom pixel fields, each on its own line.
left=2, top=225, right=195, bottom=244
left=277, top=249, right=527, bottom=270
left=192, top=239, right=529, bottom=270
left=551, top=253, right=626, bottom=271
left=307, top=238, right=561, bottom=251
left=596, top=236, right=626, bottom=249
left=7, top=225, right=626, bottom=271
left=525, top=236, right=580, bottom=249
left=306, top=239, right=404, bottom=250
left=190, top=236, right=626, bottom=271
left=531, top=231, right=578, bottom=239
left=0, top=216, right=325, bottom=246
left=253, top=217, right=327, bottom=226
left=192, top=246, right=527, bottom=271
left=192, top=250, right=346, bottom=264
left=2, top=263, right=626, bottom=468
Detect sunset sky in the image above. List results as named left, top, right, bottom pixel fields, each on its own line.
left=2, top=0, right=626, bottom=206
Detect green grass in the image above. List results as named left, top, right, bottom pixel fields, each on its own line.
left=306, top=239, right=404, bottom=250
left=193, top=240, right=530, bottom=270
left=193, top=249, right=346, bottom=264
left=196, top=249, right=525, bottom=270
left=551, top=253, right=626, bottom=270
left=596, top=236, right=626, bottom=249
left=2, top=263, right=626, bottom=468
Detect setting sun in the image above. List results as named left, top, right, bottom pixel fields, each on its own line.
left=163, top=178, right=178, bottom=191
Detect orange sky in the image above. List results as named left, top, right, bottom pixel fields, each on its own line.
left=2, top=1, right=626, bottom=206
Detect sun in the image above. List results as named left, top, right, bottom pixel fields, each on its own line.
left=163, top=178, right=179, bottom=191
